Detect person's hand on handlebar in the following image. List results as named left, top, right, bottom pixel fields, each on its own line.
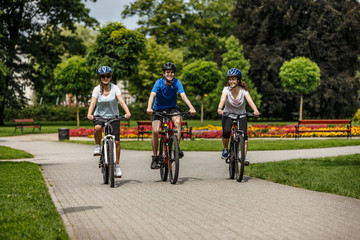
left=147, top=108, right=153, bottom=115
left=189, top=108, right=196, bottom=116
left=217, top=109, right=224, bottom=115
left=124, top=113, right=131, bottom=119
left=87, top=114, right=94, bottom=120
left=253, top=110, right=260, bottom=116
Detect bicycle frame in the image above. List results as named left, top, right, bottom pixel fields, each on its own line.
left=102, top=124, right=116, bottom=166
left=160, top=119, right=176, bottom=165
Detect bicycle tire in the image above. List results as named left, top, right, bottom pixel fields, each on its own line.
left=101, top=146, right=109, bottom=184
left=108, top=141, right=115, bottom=187
left=235, top=135, right=245, bottom=182
left=159, top=136, right=168, bottom=181
left=228, top=138, right=235, bottom=179
left=168, top=135, right=179, bottom=184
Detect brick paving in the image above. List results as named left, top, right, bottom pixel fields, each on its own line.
left=1, top=134, right=360, bottom=239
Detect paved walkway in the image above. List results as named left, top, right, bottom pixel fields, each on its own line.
left=1, top=134, right=360, bottom=239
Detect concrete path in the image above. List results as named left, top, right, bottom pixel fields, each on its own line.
left=1, top=134, right=360, bottom=239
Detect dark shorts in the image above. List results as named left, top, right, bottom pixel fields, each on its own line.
left=222, top=115, right=248, bottom=140
left=94, top=119, right=120, bottom=141
left=152, top=107, right=179, bottom=122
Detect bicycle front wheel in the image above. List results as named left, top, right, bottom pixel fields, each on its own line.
left=107, top=141, right=115, bottom=188
left=159, top=136, right=168, bottom=181
left=228, top=138, right=235, bottom=179
left=235, top=135, right=245, bottom=182
left=101, top=146, right=109, bottom=184
left=168, top=135, right=179, bottom=184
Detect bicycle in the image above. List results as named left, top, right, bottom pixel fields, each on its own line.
left=89, top=115, right=125, bottom=188
left=153, top=111, right=190, bottom=184
left=224, top=112, right=258, bottom=182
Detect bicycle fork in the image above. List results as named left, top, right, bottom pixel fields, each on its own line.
left=103, top=135, right=116, bottom=165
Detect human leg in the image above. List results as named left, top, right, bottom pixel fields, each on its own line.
left=93, top=124, right=103, bottom=155
left=221, top=116, right=232, bottom=159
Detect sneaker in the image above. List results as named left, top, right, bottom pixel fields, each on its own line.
left=221, top=148, right=229, bottom=159
left=244, top=157, right=249, bottom=165
left=93, top=145, right=101, bottom=156
left=151, top=156, right=159, bottom=169
left=115, top=165, right=122, bottom=178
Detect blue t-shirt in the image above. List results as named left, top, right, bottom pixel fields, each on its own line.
left=151, top=77, right=185, bottom=110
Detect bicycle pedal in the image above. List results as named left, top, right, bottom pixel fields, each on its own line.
left=93, top=153, right=100, bottom=156
left=225, top=158, right=230, bottom=164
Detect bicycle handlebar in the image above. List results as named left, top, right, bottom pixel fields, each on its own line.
left=153, top=111, right=190, bottom=120
left=86, top=115, right=126, bottom=122
left=223, top=112, right=260, bottom=119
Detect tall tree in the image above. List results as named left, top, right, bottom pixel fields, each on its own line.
left=86, top=22, right=145, bottom=82
left=233, top=0, right=360, bottom=119
left=0, top=0, right=97, bottom=125
left=279, top=56, right=320, bottom=120
left=54, top=56, right=93, bottom=128
left=182, top=60, right=222, bottom=125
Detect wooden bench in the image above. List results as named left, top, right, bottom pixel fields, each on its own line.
left=14, top=119, right=41, bottom=133
left=295, top=119, right=352, bottom=139
left=137, top=121, right=192, bottom=141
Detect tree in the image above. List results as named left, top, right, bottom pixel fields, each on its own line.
left=279, top=56, right=320, bottom=120
left=233, top=0, right=360, bottom=119
left=0, top=0, right=97, bottom=125
left=87, top=22, right=146, bottom=82
left=54, top=56, right=93, bottom=128
left=182, top=60, right=222, bottom=125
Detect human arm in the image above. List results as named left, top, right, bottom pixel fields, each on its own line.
left=217, top=93, right=227, bottom=115
left=245, top=94, right=260, bottom=116
left=147, top=92, right=156, bottom=115
left=117, top=94, right=131, bottom=119
left=87, top=96, right=97, bottom=120
left=180, top=92, right=196, bottom=115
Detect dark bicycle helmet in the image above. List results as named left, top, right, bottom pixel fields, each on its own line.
left=97, top=66, right=112, bottom=75
left=226, top=68, right=242, bottom=80
left=162, top=62, right=177, bottom=72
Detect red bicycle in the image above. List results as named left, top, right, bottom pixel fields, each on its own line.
left=153, top=111, right=190, bottom=184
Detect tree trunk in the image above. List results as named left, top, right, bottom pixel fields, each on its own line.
left=76, top=100, right=80, bottom=128
left=201, top=96, right=204, bottom=126
left=299, top=94, right=303, bottom=120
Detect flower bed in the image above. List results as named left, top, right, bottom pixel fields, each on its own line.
left=70, top=124, right=360, bottom=138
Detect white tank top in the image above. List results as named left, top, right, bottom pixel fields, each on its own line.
left=222, top=86, right=248, bottom=115
left=92, top=83, right=121, bottom=117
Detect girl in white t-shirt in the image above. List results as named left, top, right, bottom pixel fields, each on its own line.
left=87, top=66, right=131, bottom=177
left=217, top=68, right=260, bottom=164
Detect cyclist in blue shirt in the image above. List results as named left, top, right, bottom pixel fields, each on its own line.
left=147, top=63, right=196, bottom=169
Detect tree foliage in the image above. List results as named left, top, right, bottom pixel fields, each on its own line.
left=0, top=0, right=97, bottom=125
left=182, top=60, right=222, bottom=124
left=87, top=22, right=146, bottom=82
left=233, top=0, right=360, bottom=119
left=54, top=55, right=93, bottom=127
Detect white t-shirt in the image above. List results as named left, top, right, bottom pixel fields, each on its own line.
left=222, top=86, right=249, bottom=115
left=92, top=83, right=121, bottom=117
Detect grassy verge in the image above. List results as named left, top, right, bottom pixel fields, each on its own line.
left=0, top=162, right=69, bottom=239
left=0, top=146, right=34, bottom=159
left=245, top=154, right=360, bottom=199
left=67, top=138, right=360, bottom=151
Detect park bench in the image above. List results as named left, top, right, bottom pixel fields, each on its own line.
left=14, top=119, right=41, bottom=133
left=137, top=121, right=192, bottom=141
left=295, top=119, right=352, bottom=139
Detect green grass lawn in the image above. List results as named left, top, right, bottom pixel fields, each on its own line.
left=245, top=154, right=360, bottom=199
left=0, top=161, right=69, bottom=240
left=0, top=145, right=34, bottom=159
left=67, top=138, right=360, bottom=151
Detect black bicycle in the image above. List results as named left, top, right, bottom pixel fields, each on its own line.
left=153, top=111, right=190, bottom=184
left=224, top=112, right=258, bottom=182
left=89, top=115, right=124, bottom=188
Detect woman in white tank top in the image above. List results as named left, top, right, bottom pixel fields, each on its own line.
left=217, top=68, right=260, bottom=164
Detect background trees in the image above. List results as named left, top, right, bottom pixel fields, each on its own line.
left=279, top=56, right=321, bottom=120
left=233, top=0, right=360, bottom=119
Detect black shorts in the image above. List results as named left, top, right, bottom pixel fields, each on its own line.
left=94, top=119, right=120, bottom=141
left=222, top=115, right=248, bottom=140
left=152, top=107, right=179, bottom=122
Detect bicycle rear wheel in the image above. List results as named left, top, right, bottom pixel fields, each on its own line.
left=168, top=135, right=179, bottom=184
left=235, top=135, right=245, bottom=182
left=101, top=146, right=109, bottom=184
left=107, top=141, right=115, bottom=187
left=159, top=136, right=168, bottom=181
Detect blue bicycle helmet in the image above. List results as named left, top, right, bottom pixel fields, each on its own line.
left=162, top=62, right=177, bottom=72
left=226, top=68, right=242, bottom=80
left=97, top=66, right=112, bottom=75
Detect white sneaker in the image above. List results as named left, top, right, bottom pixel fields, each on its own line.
left=244, top=157, right=249, bottom=165
left=115, top=165, right=122, bottom=178
left=93, top=145, right=101, bottom=156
